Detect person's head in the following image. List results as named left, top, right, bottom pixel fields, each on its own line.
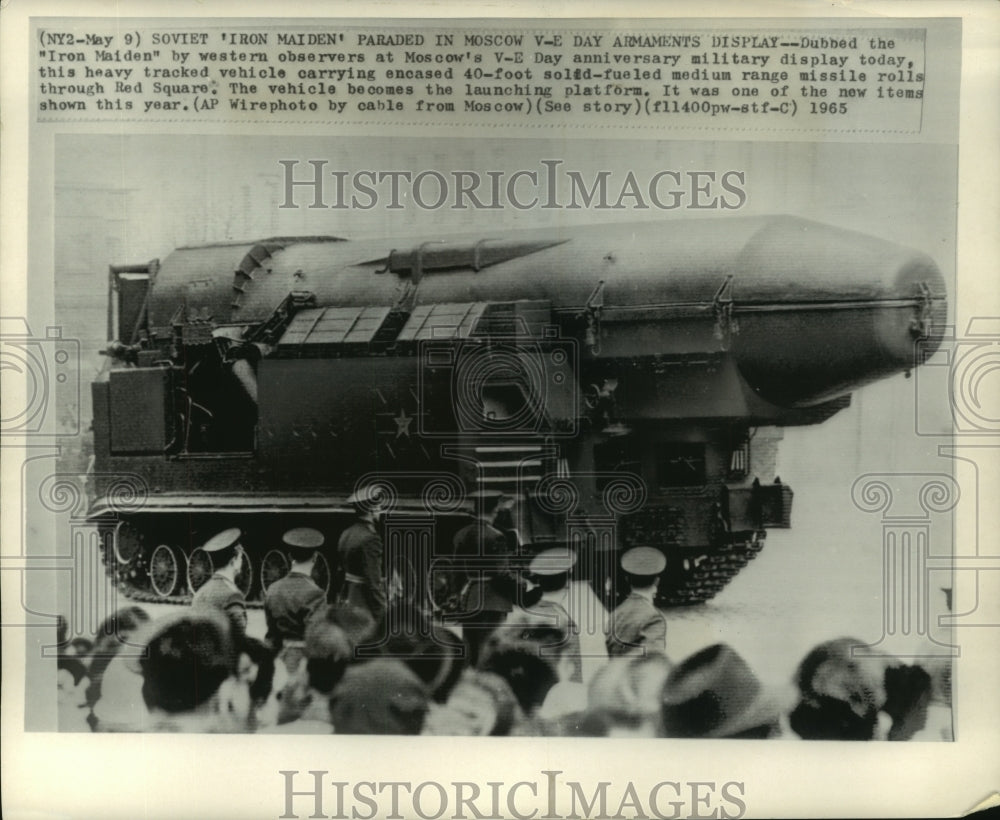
left=587, top=655, right=672, bottom=737
left=621, top=547, right=666, bottom=594
left=213, top=636, right=279, bottom=733
left=348, top=484, right=389, bottom=524
left=329, top=659, right=429, bottom=735
left=789, top=637, right=884, bottom=740
left=478, top=634, right=559, bottom=716
left=659, top=644, right=783, bottom=739
left=283, top=527, right=322, bottom=570
left=380, top=614, right=466, bottom=704
left=426, top=669, right=520, bottom=736
left=203, top=528, right=245, bottom=576
left=236, top=636, right=278, bottom=726
left=510, top=623, right=578, bottom=683
left=139, top=611, right=236, bottom=721
left=308, top=602, right=376, bottom=651
left=303, top=617, right=353, bottom=696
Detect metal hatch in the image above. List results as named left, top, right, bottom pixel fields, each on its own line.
left=275, top=305, right=393, bottom=355
left=396, top=302, right=488, bottom=341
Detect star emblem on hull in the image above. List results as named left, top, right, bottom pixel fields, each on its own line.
left=394, top=408, right=413, bottom=438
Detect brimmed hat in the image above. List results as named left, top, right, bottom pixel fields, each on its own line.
left=330, top=659, right=429, bottom=735
left=283, top=527, right=324, bottom=562
left=283, top=527, right=324, bottom=550
left=203, top=528, right=242, bottom=553
left=529, top=547, right=577, bottom=576
left=660, top=644, right=784, bottom=738
left=620, top=547, right=666, bottom=577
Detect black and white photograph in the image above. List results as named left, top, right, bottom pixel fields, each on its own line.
left=2, top=5, right=998, bottom=820
left=40, top=133, right=959, bottom=739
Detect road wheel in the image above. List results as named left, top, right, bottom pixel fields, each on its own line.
left=187, top=547, right=213, bottom=594
left=149, top=544, right=185, bottom=598
left=312, top=552, right=331, bottom=596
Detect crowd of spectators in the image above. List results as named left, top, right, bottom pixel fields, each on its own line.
left=55, top=596, right=952, bottom=740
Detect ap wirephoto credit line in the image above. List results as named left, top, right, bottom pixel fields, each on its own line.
left=2, top=4, right=998, bottom=820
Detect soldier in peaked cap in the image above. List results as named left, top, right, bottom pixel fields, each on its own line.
left=337, top=484, right=389, bottom=625
left=191, top=527, right=247, bottom=635
left=502, top=546, right=609, bottom=686
left=264, top=528, right=328, bottom=652
left=606, top=547, right=668, bottom=658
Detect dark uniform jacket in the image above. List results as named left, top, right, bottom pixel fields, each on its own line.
left=264, top=571, right=326, bottom=649
left=606, top=591, right=667, bottom=657
left=337, top=520, right=387, bottom=625
left=191, top=572, right=247, bottom=634
left=452, top=520, right=515, bottom=614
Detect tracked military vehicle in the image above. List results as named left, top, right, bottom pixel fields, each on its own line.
left=88, top=216, right=946, bottom=609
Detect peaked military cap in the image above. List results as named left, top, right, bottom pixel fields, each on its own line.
left=621, top=547, right=666, bottom=576
left=202, top=528, right=242, bottom=553
left=282, top=527, right=324, bottom=550
left=529, top=547, right=577, bottom=576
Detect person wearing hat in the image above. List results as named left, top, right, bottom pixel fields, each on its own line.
left=606, top=546, right=668, bottom=658
left=502, top=548, right=581, bottom=681
left=191, top=528, right=248, bottom=634
left=337, top=485, right=389, bottom=626
left=659, top=643, right=786, bottom=739
left=264, top=527, right=328, bottom=651
left=503, top=546, right=608, bottom=686
left=787, top=636, right=936, bottom=741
